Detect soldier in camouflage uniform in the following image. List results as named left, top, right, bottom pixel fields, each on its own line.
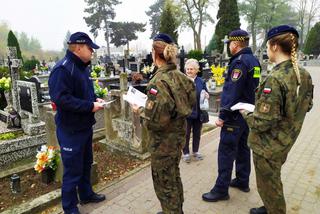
left=134, top=33, right=196, bottom=214
left=240, top=25, right=314, bottom=214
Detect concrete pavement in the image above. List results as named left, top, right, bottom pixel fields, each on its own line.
left=78, top=66, right=320, bottom=214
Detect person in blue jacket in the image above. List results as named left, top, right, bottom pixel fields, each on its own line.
left=49, top=32, right=106, bottom=214
left=182, top=58, right=209, bottom=163
left=202, top=29, right=261, bottom=202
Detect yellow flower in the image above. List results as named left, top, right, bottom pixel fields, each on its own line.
left=210, top=65, right=226, bottom=86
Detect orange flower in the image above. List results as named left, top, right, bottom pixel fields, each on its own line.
left=38, top=153, right=49, bottom=163
left=48, top=146, right=55, bottom=150
left=34, top=164, right=45, bottom=173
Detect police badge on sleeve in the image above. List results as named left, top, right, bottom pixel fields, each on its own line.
left=231, top=69, right=242, bottom=82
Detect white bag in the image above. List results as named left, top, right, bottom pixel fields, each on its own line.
left=200, top=90, right=209, bottom=110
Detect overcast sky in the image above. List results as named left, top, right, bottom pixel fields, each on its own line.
left=0, top=0, right=219, bottom=52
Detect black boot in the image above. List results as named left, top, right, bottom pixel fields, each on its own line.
left=249, top=206, right=267, bottom=214
left=80, top=193, right=106, bottom=204
left=230, top=178, right=250, bottom=192
left=202, top=191, right=230, bottom=202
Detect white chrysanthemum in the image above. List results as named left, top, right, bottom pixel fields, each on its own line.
left=48, top=149, right=54, bottom=160
left=40, top=145, right=47, bottom=152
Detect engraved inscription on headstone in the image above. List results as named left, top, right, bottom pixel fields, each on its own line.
left=18, top=86, right=33, bottom=114
left=129, top=62, right=138, bottom=72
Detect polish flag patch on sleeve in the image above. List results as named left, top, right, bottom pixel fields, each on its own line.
left=263, top=87, right=272, bottom=94
left=149, top=88, right=158, bottom=95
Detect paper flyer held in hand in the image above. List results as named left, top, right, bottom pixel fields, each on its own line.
left=231, top=102, right=255, bottom=112
left=123, top=86, right=147, bottom=107
left=101, top=99, right=117, bottom=107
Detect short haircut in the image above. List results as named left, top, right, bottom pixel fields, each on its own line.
left=185, top=58, right=200, bottom=72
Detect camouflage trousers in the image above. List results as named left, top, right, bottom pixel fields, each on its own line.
left=151, top=153, right=184, bottom=214
left=253, top=152, right=287, bottom=214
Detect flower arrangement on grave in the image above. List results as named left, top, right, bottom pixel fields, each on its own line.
left=34, top=145, right=60, bottom=173
left=94, top=80, right=108, bottom=98
left=142, top=65, right=154, bottom=75
left=91, top=65, right=104, bottom=78
left=0, top=77, right=11, bottom=92
left=131, top=72, right=144, bottom=84
left=40, top=65, right=49, bottom=71
left=210, top=65, right=226, bottom=86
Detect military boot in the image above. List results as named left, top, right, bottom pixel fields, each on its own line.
left=229, top=178, right=250, bottom=192
left=249, top=206, right=267, bottom=214
left=202, top=191, right=230, bottom=202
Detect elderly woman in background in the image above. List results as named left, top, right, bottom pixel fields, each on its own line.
left=182, top=58, right=209, bottom=163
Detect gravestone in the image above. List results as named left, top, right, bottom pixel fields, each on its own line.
left=129, top=62, right=139, bottom=72
left=6, top=47, right=21, bottom=113
left=16, top=80, right=45, bottom=135
left=101, top=78, right=150, bottom=159
left=179, top=46, right=185, bottom=73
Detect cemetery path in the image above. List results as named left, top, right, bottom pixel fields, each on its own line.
left=78, top=66, right=320, bottom=214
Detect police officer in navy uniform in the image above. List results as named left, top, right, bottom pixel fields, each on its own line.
left=202, top=29, right=261, bottom=202
left=49, top=32, right=106, bottom=214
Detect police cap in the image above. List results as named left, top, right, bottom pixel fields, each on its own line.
left=67, top=32, right=100, bottom=49
left=267, top=25, right=299, bottom=41
left=226, top=29, right=249, bottom=43
left=153, top=33, right=174, bottom=44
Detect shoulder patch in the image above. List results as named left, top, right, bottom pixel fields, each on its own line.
left=259, top=102, right=271, bottom=113
left=149, top=88, right=158, bottom=95
left=146, top=100, right=155, bottom=110
left=231, top=69, right=242, bottom=81
left=263, top=87, right=272, bottom=94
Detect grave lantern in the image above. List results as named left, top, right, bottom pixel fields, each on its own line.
left=10, top=174, right=21, bottom=194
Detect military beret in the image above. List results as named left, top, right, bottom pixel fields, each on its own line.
left=153, top=33, right=174, bottom=44
left=226, top=29, right=249, bottom=43
left=67, top=32, right=100, bottom=49
left=267, top=25, right=299, bottom=41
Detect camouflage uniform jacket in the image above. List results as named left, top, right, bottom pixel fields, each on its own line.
left=141, top=63, right=196, bottom=156
left=243, top=60, right=313, bottom=159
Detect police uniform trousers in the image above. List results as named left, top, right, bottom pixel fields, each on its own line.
left=253, top=152, right=287, bottom=214
left=57, top=127, right=95, bottom=213
left=150, top=134, right=184, bottom=214
left=211, top=115, right=250, bottom=194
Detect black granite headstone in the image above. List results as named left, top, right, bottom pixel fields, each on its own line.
left=18, top=85, right=33, bottom=114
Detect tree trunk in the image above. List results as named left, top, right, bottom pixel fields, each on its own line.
left=196, top=35, right=201, bottom=50
left=193, top=32, right=197, bottom=50
left=251, top=22, right=256, bottom=53
left=104, top=20, right=111, bottom=56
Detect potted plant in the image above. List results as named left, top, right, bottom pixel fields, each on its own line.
left=34, top=145, right=60, bottom=184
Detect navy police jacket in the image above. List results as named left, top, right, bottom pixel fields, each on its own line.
left=188, top=76, right=208, bottom=119
left=48, top=50, right=96, bottom=132
left=219, top=47, right=260, bottom=121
